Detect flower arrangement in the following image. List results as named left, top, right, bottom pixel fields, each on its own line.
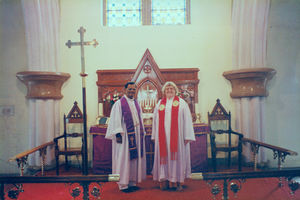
left=178, top=91, right=189, bottom=99
left=103, top=92, right=121, bottom=108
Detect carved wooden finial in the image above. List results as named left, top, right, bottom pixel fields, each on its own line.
left=67, top=102, right=83, bottom=123
left=209, top=99, right=230, bottom=120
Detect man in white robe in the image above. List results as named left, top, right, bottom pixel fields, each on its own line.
left=152, top=81, right=195, bottom=191
left=105, top=82, right=147, bottom=192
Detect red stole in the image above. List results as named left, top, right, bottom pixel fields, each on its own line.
left=158, top=96, right=179, bottom=164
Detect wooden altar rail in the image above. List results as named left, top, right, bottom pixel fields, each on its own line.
left=8, top=141, right=54, bottom=176
left=191, top=168, right=300, bottom=200
left=0, top=174, right=119, bottom=200
left=191, top=167, right=300, bottom=180
left=242, top=137, right=298, bottom=171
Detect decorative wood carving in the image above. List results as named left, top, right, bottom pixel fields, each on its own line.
left=97, top=49, right=200, bottom=117
left=16, top=71, right=70, bottom=99
left=137, top=80, right=160, bottom=114
left=67, top=101, right=83, bottom=123
left=223, top=68, right=276, bottom=98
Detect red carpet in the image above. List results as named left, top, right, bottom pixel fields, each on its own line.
left=5, top=175, right=300, bottom=200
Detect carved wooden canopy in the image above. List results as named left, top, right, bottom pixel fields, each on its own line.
left=97, top=49, right=199, bottom=117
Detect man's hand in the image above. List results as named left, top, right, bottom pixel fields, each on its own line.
left=184, top=140, right=191, bottom=145
left=116, top=133, right=122, bottom=144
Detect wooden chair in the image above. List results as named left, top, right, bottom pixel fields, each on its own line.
left=54, top=102, right=84, bottom=175
left=208, top=99, right=243, bottom=172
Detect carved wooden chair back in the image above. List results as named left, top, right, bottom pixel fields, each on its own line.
left=54, top=101, right=84, bottom=175
left=208, top=99, right=243, bottom=172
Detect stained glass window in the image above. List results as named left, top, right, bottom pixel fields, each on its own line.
left=105, top=0, right=141, bottom=27
left=152, top=0, right=187, bottom=25
left=103, top=0, right=190, bottom=27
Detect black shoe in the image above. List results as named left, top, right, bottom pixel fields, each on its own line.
left=176, top=185, right=183, bottom=192
left=120, top=188, right=133, bottom=193
left=168, top=187, right=177, bottom=191
left=129, top=186, right=140, bottom=191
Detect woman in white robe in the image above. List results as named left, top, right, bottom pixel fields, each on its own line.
left=152, top=81, right=195, bottom=191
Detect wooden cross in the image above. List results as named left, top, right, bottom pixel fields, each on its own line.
left=65, top=26, right=98, bottom=175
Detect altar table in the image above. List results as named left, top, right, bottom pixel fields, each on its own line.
left=90, top=123, right=209, bottom=174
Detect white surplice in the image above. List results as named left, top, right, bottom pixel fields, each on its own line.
left=105, top=95, right=147, bottom=190
left=151, top=97, right=195, bottom=183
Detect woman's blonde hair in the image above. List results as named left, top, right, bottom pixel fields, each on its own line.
left=162, top=81, right=179, bottom=95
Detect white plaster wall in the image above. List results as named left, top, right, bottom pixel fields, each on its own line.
left=265, top=0, right=300, bottom=167
left=0, top=0, right=29, bottom=174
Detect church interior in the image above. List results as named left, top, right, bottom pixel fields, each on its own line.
left=1, top=0, right=300, bottom=199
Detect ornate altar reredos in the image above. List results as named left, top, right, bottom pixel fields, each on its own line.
left=97, top=49, right=199, bottom=123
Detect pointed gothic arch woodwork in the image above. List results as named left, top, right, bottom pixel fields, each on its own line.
left=97, top=49, right=199, bottom=117
left=136, top=78, right=162, bottom=114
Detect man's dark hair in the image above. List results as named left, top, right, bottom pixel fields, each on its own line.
left=124, top=81, right=136, bottom=89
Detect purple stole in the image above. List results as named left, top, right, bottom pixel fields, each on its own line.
left=120, top=96, right=144, bottom=160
